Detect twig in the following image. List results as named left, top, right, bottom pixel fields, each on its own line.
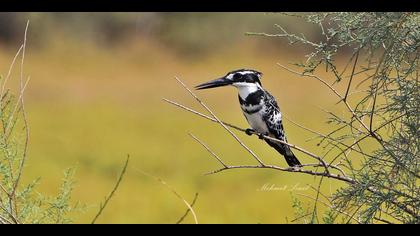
left=374, top=216, right=394, bottom=224
left=368, top=31, right=397, bottom=133
left=205, top=164, right=356, bottom=184
left=277, top=63, right=343, bottom=100
left=163, top=98, right=246, bottom=132
left=291, top=212, right=313, bottom=223
left=0, top=45, right=23, bottom=100
left=246, top=24, right=321, bottom=48
left=176, top=193, right=199, bottom=224
left=91, top=155, right=129, bottom=224
left=369, top=82, right=379, bottom=132
left=343, top=50, right=360, bottom=102
left=134, top=168, right=199, bottom=224
left=4, top=77, right=30, bottom=140
left=0, top=214, right=13, bottom=224
left=189, top=133, right=228, bottom=168
left=310, top=177, right=324, bottom=223
left=0, top=204, right=19, bottom=224
left=0, top=183, right=10, bottom=196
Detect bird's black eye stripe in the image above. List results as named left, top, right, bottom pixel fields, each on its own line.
left=233, top=73, right=241, bottom=80
left=228, top=71, right=262, bottom=85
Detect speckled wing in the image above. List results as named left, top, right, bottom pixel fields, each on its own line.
left=262, top=90, right=286, bottom=141
left=262, top=90, right=301, bottom=167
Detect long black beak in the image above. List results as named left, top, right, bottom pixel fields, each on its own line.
left=195, top=77, right=232, bottom=90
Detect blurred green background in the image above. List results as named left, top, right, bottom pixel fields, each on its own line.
left=0, top=13, right=349, bottom=223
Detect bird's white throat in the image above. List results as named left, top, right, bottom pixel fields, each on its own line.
left=235, top=83, right=261, bottom=100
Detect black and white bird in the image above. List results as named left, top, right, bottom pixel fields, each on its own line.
left=195, top=69, right=301, bottom=167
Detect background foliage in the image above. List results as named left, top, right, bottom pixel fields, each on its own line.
left=261, top=12, right=419, bottom=224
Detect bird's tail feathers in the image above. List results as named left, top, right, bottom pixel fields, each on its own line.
left=265, top=140, right=302, bottom=167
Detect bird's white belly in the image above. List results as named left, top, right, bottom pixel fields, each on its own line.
left=244, top=110, right=269, bottom=134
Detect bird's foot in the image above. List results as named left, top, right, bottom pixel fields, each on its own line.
left=245, top=128, right=255, bottom=136
left=292, top=165, right=303, bottom=170
left=258, top=133, right=265, bottom=140
left=288, top=164, right=303, bottom=170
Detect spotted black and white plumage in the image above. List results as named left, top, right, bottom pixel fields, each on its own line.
left=196, top=69, right=301, bottom=167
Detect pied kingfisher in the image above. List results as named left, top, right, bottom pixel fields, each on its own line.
left=195, top=69, right=301, bottom=167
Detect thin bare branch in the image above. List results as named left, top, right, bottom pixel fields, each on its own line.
left=277, top=63, right=343, bottom=100
left=205, top=164, right=356, bottom=184
left=91, top=155, right=129, bottom=224
left=374, top=217, right=394, bottom=224
left=310, top=177, right=324, bottom=223
left=0, top=183, right=10, bottom=196
left=162, top=98, right=245, bottom=132
left=0, top=204, right=19, bottom=224
left=343, top=50, right=360, bottom=102
left=134, top=168, right=199, bottom=224
left=0, top=45, right=23, bottom=99
left=0, top=214, right=13, bottom=224
left=176, top=193, right=199, bottom=224
left=189, top=133, right=228, bottom=168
